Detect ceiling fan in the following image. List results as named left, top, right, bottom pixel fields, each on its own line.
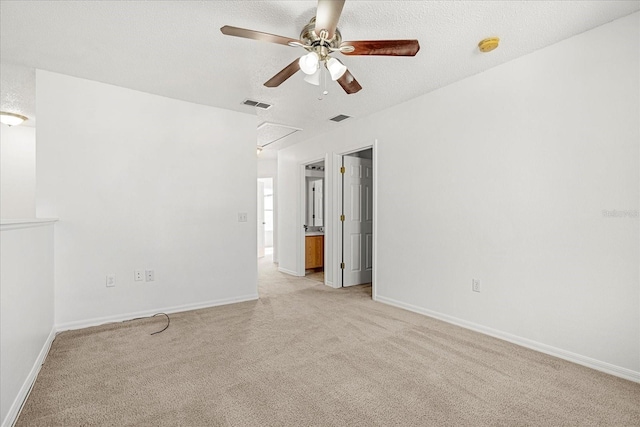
left=220, top=0, right=420, bottom=95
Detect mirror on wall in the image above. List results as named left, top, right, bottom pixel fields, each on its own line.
left=307, top=177, right=323, bottom=226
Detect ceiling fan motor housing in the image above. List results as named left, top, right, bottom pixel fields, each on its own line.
left=301, top=17, right=342, bottom=59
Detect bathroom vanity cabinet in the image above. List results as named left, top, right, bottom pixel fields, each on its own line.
left=305, top=235, right=324, bottom=269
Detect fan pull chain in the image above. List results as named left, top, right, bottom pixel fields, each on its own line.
left=318, top=63, right=328, bottom=100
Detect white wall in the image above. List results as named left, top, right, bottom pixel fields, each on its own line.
left=1, top=221, right=55, bottom=426
left=0, top=125, right=36, bottom=218
left=258, top=156, right=278, bottom=261
left=36, top=70, right=258, bottom=327
left=257, top=156, right=277, bottom=179
left=278, top=13, right=639, bottom=376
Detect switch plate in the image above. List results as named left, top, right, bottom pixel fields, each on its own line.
left=472, top=278, right=481, bottom=293
left=238, top=212, right=248, bottom=222
left=134, top=270, right=144, bottom=281
left=145, top=270, right=155, bottom=282
left=106, top=274, right=116, bottom=287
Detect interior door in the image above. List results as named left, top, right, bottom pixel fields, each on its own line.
left=342, top=156, right=373, bottom=286
left=257, top=180, right=265, bottom=258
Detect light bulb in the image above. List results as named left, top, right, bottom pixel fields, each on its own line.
left=326, top=57, right=347, bottom=81
left=299, top=52, right=319, bottom=75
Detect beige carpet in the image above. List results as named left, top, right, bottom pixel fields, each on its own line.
left=305, top=269, right=324, bottom=283
left=17, top=257, right=640, bottom=426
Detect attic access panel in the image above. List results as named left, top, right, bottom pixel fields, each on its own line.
left=257, top=122, right=301, bottom=148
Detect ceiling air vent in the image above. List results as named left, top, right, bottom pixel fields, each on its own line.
left=330, top=114, right=350, bottom=122
left=242, top=99, right=272, bottom=110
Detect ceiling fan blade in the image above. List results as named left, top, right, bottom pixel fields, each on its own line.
left=336, top=70, right=362, bottom=94
left=264, top=59, right=301, bottom=87
left=220, top=25, right=302, bottom=47
left=315, top=0, right=345, bottom=40
left=340, top=40, right=420, bottom=56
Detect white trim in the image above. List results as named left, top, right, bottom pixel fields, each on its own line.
left=0, top=218, right=58, bottom=231
left=376, top=295, right=640, bottom=383
left=298, top=164, right=306, bottom=277
left=371, top=140, right=378, bottom=301
left=332, top=153, right=343, bottom=288
left=55, top=294, right=259, bottom=332
left=278, top=266, right=301, bottom=277
left=322, top=152, right=331, bottom=288
left=2, top=327, right=57, bottom=427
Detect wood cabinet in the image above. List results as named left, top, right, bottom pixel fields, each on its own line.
left=305, top=235, right=324, bottom=269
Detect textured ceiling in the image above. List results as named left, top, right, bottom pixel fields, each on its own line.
left=1, top=1, right=638, bottom=151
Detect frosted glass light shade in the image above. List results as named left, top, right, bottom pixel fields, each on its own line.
left=0, top=112, right=28, bottom=126
left=304, top=68, right=321, bottom=86
left=327, top=57, right=347, bottom=81
left=299, top=52, right=320, bottom=75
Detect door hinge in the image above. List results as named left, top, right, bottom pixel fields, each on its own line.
left=340, top=166, right=345, bottom=174
left=340, top=214, right=345, bottom=222
left=340, top=262, right=345, bottom=269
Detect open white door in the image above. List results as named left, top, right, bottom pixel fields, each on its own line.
left=257, top=180, right=265, bottom=258
left=341, top=156, right=373, bottom=286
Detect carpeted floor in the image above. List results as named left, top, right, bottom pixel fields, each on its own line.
left=16, top=257, right=640, bottom=426
left=305, top=268, right=324, bottom=283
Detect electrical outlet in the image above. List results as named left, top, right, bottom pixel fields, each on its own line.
left=238, top=212, right=248, bottom=222
left=106, top=274, right=116, bottom=287
left=472, top=278, right=481, bottom=293
left=134, top=270, right=144, bottom=282
left=145, top=269, right=155, bottom=282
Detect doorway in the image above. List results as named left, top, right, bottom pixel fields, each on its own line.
left=257, top=178, right=274, bottom=260
left=340, top=148, right=373, bottom=287
left=303, top=160, right=325, bottom=282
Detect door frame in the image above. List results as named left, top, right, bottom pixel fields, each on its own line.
left=297, top=155, right=330, bottom=284
left=257, top=179, right=265, bottom=258
left=294, top=139, right=378, bottom=299
left=332, top=140, right=378, bottom=299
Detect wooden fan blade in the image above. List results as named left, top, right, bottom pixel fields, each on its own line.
left=220, top=25, right=302, bottom=47
left=336, top=70, right=362, bottom=94
left=340, top=40, right=420, bottom=56
left=264, top=59, right=301, bottom=87
left=315, top=0, right=345, bottom=40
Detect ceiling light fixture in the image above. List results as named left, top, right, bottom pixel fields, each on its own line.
left=257, top=146, right=263, bottom=156
left=299, top=52, right=320, bottom=75
left=326, top=57, right=347, bottom=81
left=0, top=112, right=28, bottom=127
left=304, top=68, right=321, bottom=86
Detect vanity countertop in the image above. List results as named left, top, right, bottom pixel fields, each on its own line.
left=305, top=231, right=324, bottom=236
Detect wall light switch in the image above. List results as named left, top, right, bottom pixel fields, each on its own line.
left=106, top=274, right=116, bottom=287
left=145, top=270, right=155, bottom=282
left=472, top=278, right=481, bottom=293
left=238, top=212, right=248, bottom=222
left=134, top=270, right=144, bottom=281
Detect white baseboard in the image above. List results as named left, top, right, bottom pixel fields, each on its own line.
left=278, top=267, right=300, bottom=276
left=376, top=295, right=640, bottom=383
left=55, top=294, right=259, bottom=332
left=2, top=327, right=57, bottom=427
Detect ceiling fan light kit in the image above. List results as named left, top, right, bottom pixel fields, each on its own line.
left=220, top=0, right=420, bottom=95
left=304, top=69, right=321, bottom=86
left=326, top=57, right=347, bottom=81
left=299, top=52, right=320, bottom=75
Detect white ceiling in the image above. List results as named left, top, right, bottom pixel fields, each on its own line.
left=1, top=1, right=638, bottom=155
